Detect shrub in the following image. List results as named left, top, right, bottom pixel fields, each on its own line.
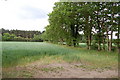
left=32, top=34, right=43, bottom=42
left=2, top=33, right=16, bottom=41
left=91, top=40, right=98, bottom=50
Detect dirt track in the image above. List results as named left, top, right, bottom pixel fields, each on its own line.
left=3, top=61, right=118, bottom=78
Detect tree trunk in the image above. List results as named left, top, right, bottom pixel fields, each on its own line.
left=106, top=30, right=109, bottom=51
left=70, top=25, right=76, bottom=47
left=109, top=30, right=113, bottom=52
left=97, top=24, right=101, bottom=51
left=98, top=41, right=101, bottom=51
left=86, top=17, right=90, bottom=49
left=109, top=6, right=114, bottom=52
left=117, top=17, right=120, bottom=53
left=75, top=25, right=79, bottom=47
left=101, top=14, right=105, bottom=51
left=96, top=8, right=101, bottom=51
left=88, top=19, right=92, bottom=50
left=102, top=36, right=105, bottom=50
left=86, top=36, right=89, bottom=49
left=73, top=40, right=76, bottom=47
left=88, top=34, right=91, bottom=50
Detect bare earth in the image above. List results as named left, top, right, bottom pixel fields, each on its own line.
left=3, top=60, right=118, bottom=78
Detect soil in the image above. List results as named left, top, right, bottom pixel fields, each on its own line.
left=2, top=61, right=118, bottom=78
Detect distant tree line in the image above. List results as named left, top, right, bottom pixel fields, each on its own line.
left=41, top=2, right=120, bottom=52
left=0, top=28, right=43, bottom=42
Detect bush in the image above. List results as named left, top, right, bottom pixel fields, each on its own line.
left=111, top=46, right=117, bottom=52
left=2, top=33, right=43, bottom=42
left=113, top=39, right=120, bottom=47
left=32, top=34, right=43, bottom=42
left=14, top=37, right=24, bottom=41
left=91, top=40, right=98, bottom=50
left=2, top=33, right=16, bottom=41
left=14, top=37, right=32, bottom=42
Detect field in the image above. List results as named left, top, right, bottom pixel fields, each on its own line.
left=2, top=42, right=118, bottom=78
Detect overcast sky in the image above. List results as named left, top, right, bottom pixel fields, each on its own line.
left=0, top=0, right=59, bottom=32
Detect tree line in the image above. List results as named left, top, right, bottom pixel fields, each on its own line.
left=41, top=2, right=120, bottom=52
left=0, top=28, right=43, bottom=42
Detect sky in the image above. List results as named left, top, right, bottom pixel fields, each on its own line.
left=0, top=0, right=118, bottom=39
left=0, top=0, right=59, bottom=32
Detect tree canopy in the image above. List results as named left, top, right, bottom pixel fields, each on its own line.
left=42, top=2, right=119, bottom=52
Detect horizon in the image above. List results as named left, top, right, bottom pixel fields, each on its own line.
left=0, top=28, right=43, bottom=32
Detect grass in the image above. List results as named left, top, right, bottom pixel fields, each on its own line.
left=2, top=42, right=79, bottom=67
left=1, top=41, right=118, bottom=70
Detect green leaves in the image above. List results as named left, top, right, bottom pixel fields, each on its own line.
left=2, top=33, right=16, bottom=41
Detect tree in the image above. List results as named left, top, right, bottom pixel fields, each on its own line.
left=43, top=2, right=119, bottom=52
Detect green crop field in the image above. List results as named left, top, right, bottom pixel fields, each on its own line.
left=2, top=42, right=118, bottom=70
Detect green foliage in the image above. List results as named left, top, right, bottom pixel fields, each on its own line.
left=32, top=34, right=43, bottom=42
left=1, top=28, right=43, bottom=42
left=14, top=37, right=32, bottom=42
left=1, top=28, right=41, bottom=39
left=91, top=40, right=98, bottom=50
left=43, top=2, right=119, bottom=52
left=113, top=39, right=120, bottom=46
left=94, top=33, right=103, bottom=43
left=2, top=33, right=44, bottom=42
left=2, top=33, right=16, bottom=41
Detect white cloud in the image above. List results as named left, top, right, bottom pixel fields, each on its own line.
left=0, top=0, right=59, bottom=32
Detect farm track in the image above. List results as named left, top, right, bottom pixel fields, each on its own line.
left=2, top=60, right=118, bottom=78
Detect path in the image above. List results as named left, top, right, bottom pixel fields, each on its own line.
left=3, top=61, right=118, bottom=78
